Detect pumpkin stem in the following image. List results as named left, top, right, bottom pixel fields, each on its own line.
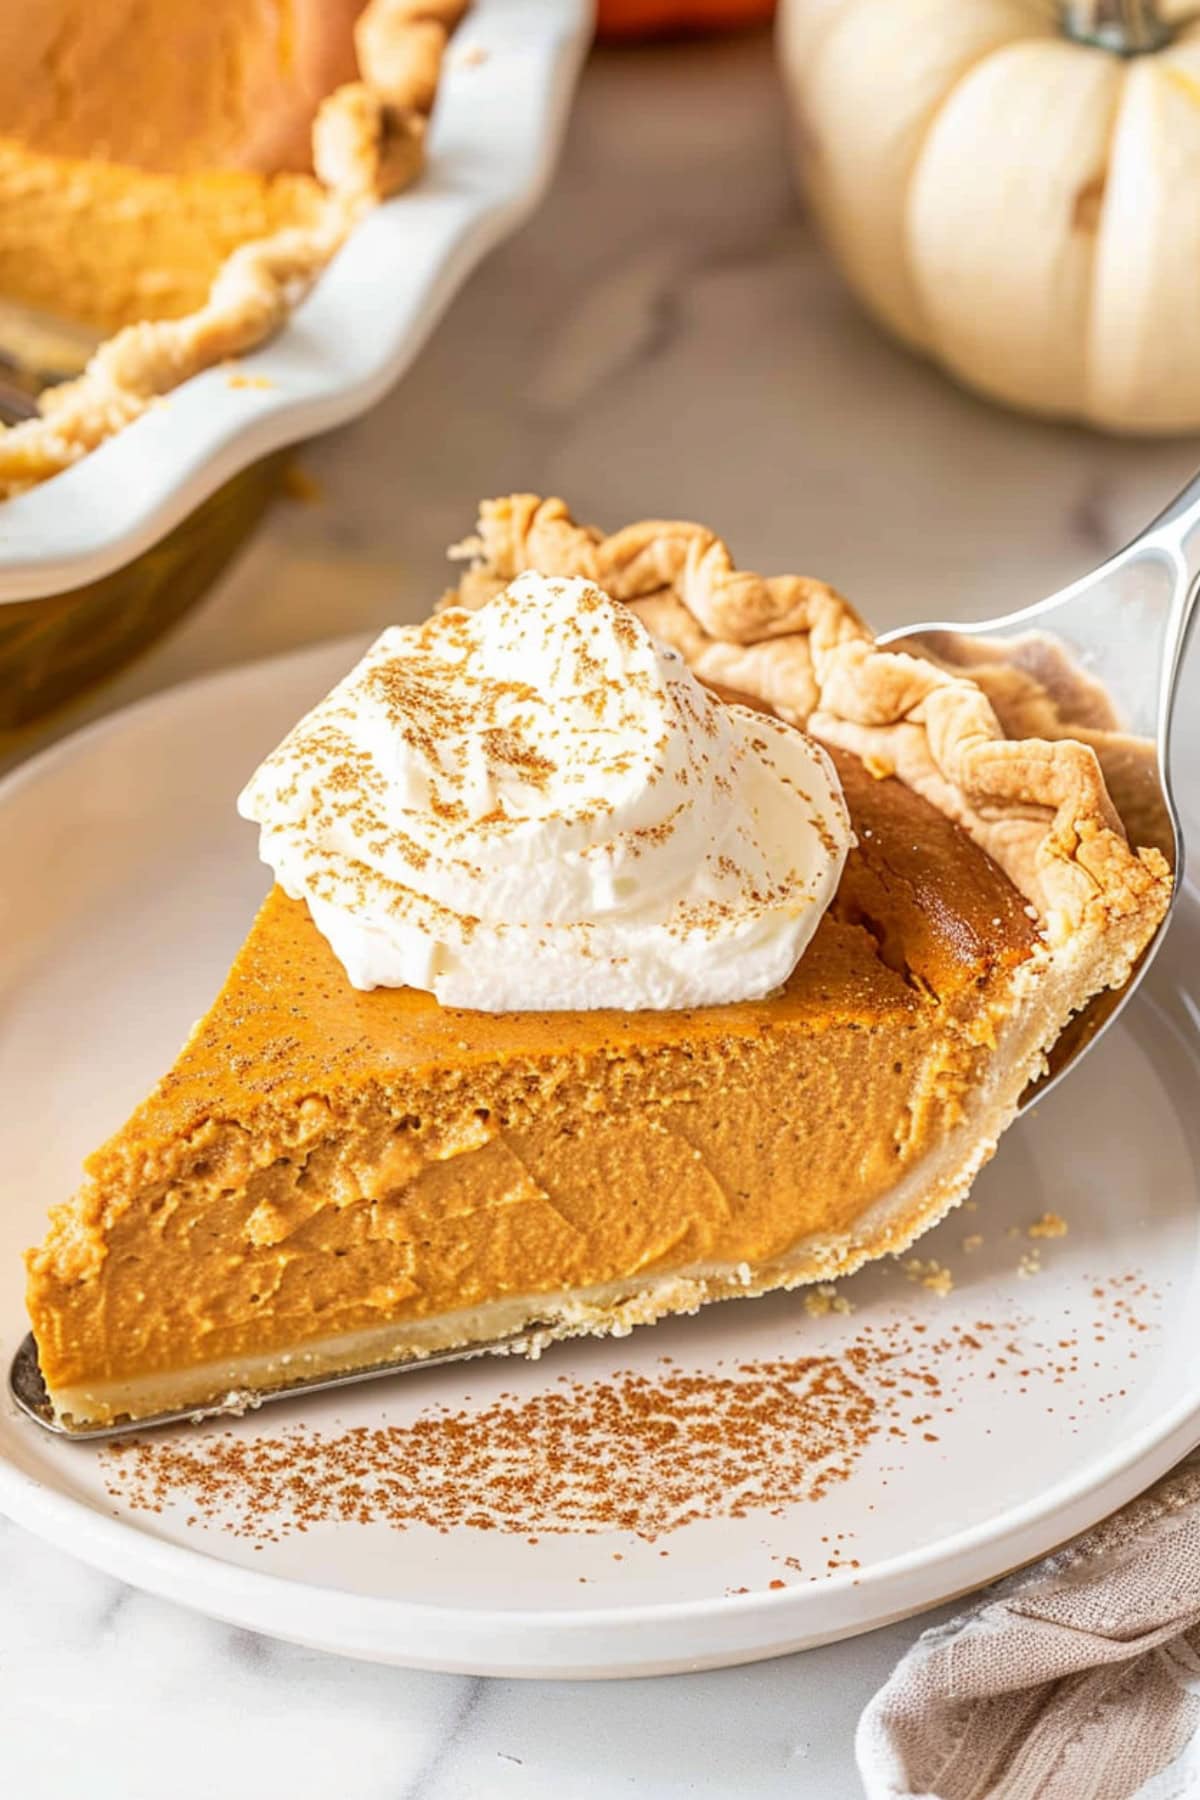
left=1062, top=0, right=1173, bottom=52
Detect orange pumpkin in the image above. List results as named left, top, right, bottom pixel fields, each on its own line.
left=596, top=0, right=775, bottom=40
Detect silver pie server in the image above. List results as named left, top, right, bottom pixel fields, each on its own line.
left=879, top=465, right=1197, bottom=1104
left=7, top=1328, right=541, bottom=1442
left=10, top=473, right=1198, bottom=1441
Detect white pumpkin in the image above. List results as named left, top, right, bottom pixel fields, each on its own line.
left=778, top=0, right=1200, bottom=433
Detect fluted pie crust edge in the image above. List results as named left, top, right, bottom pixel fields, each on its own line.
left=449, top=494, right=1170, bottom=948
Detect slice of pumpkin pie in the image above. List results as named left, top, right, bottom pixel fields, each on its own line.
left=24, top=497, right=1171, bottom=1429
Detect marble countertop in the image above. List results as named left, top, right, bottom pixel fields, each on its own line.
left=3, top=31, right=1199, bottom=1800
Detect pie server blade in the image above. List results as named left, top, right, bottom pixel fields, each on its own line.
left=7, top=1328, right=538, bottom=1442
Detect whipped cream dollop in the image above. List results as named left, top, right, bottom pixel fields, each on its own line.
left=238, top=574, right=851, bottom=1011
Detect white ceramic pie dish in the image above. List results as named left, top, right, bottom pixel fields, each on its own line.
left=0, top=0, right=591, bottom=603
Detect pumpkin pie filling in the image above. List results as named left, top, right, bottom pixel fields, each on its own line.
left=24, top=498, right=1171, bottom=1428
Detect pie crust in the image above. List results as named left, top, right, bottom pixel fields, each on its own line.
left=450, top=496, right=1169, bottom=947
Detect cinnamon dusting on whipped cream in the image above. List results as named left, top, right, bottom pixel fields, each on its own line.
left=238, top=574, right=851, bottom=1010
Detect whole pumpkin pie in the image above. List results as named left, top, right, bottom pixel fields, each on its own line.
left=0, top=0, right=465, bottom=496
left=24, top=497, right=1171, bottom=1430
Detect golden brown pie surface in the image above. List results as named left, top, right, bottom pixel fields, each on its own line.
left=24, top=498, right=1171, bottom=1428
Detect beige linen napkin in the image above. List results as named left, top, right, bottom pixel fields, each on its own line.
left=857, top=1454, right=1200, bottom=1800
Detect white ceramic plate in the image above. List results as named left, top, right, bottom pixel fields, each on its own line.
left=0, top=0, right=591, bottom=602
left=1, top=639, right=1199, bottom=1678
